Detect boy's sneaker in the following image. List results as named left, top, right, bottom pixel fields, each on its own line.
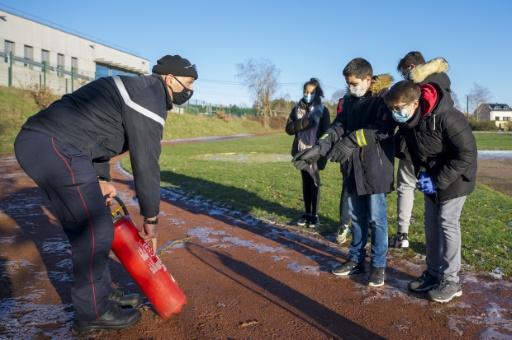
left=389, top=232, right=409, bottom=248
left=368, top=267, right=385, bottom=287
left=297, top=214, right=310, bottom=226
left=336, top=225, right=350, bottom=244
left=408, top=271, right=440, bottom=292
left=310, top=215, right=319, bottom=228
left=332, top=260, right=366, bottom=276
left=427, top=279, right=462, bottom=303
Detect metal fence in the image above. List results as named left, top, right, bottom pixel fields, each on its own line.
left=177, top=99, right=257, bottom=116
left=0, top=51, right=95, bottom=94
left=0, top=51, right=258, bottom=115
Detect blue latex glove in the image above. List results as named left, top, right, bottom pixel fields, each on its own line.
left=417, top=172, right=437, bottom=194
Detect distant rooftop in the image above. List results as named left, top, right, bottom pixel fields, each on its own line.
left=488, top=103, right=512, bottom=111
left=0, top=7, right=141, bottom=57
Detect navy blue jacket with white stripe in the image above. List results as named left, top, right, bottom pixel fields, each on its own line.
left=22, top=74, right=172, bottom=218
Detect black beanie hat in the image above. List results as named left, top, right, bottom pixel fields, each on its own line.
left=152, top=55, right=198, bottom=79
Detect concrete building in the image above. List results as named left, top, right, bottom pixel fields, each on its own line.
left=0, top=9, right=149, bottom=94
left=478, top=103, right=512, bottom=130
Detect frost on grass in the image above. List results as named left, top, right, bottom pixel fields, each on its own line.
left=477, top=150, right=512, bottom=161
left=195, top=153, right=292, bottom=163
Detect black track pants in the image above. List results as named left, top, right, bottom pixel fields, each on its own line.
left=14, top=129, right=113, bottom=321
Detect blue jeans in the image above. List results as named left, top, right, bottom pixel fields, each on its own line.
left=348, top=193, right=388, bottom=267
left=339, top=177, right=350, bottom=226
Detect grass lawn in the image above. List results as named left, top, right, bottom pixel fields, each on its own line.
left=122, top=133, right=512, bottom=277
left=474, top=132, right=512, bottom=150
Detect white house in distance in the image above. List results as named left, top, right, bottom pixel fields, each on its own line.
left=0, top=9, right=149, bottom=94
left=478, top=103, right=512, bottom=130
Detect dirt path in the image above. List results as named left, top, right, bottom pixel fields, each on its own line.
left=1, top=136, right=511, bottom=339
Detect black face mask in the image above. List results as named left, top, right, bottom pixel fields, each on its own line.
left=170, top=77, right=194, bottom=105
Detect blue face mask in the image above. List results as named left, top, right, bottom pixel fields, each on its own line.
left=303, top=93, right=315, bottom=104
left=392, top=109, right=411, bottom=123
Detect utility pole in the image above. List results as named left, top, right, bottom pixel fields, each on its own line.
left=466, top=95, right=469, bottom=119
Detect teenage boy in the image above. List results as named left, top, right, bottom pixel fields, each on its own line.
left=293, top=58, right=395, bottom=287
left=390, top=52, right=452, bottom=248
left=383, top=80, right=477, bottom=303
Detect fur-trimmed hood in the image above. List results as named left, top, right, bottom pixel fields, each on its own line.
left=409, top=58, right=449, bottom=84
left=370, top=73, right=394, bottom=96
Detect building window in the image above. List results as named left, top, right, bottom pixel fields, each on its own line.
left=495, top=117, right=500, bottom=121
left=95, top=63, right=139, bottom=79
left=95, top=64, right=110, bottom=79
left=24, top=45, right=34, bottom=69
left=57, top=53, right=65, bottom=76
left=41, top=50, right=50, bottom=70
left=71, top=57, right=78, bottom=73
left=504, top=117, right=511, bottom=121
left=111, top=69, right=128, bottom=76
left=4, top=40, right=14, bottom=63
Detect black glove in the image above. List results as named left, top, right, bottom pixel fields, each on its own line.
left=292, top=145, right=322, bottom=171
left=327, top=129, right=376, bottom=163
left=327, top=137, right=356, bottom=163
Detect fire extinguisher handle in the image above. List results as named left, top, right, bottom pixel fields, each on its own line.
left=113, top=196, right=130, bottom=216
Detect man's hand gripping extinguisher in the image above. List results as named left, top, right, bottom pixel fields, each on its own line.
left=110, top=196, right=186, bottom=318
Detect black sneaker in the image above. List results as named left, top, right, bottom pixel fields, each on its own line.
left=332, top=260, right=366, bottom=276
left=297, top=214, right=310, bottom=226
left=109, top=287, right=142, bottom=308
left=368, top=267, right=385, bottom=287
left=408, top=271, right=440, bottom=292
left=389, top=232, right=409, bottom=248
left=72, top=304, right=142, bottom=334
left=427, top=279, right=462, bottom=303
left=310, top=215, right=319, bottom=228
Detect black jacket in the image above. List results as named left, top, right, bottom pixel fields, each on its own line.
left=324, top=74, right=396, bottom=195
left=22, top=74, right=172, bottom=218
left=285, top=101, right=331, bottom=170
left=396, top=58, right=452, bottom=161
left=399, top=83, right=477, bottom=202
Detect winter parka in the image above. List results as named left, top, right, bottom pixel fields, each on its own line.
left=21, top=74, right=172, bottom=218
left=395, top=58, right=452, bottom=161
left=398, top=83, right=477, bottom=203
left=286, top=101, right=331, bottom=170
left=323, top=74, right=396, bottom=195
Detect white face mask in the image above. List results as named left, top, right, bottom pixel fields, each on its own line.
left=349, top=85, right=366, bottom=97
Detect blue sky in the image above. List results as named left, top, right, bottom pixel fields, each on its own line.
left=1, top=0, right=511, bottom=111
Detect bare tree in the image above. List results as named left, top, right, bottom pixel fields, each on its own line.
left=330, top=89, right=346, bottom=104
left=450, top=91, right=463, bottom=112
left=467, top=82, right=492, bottom=121
left=236, top=59, right=280, bottom=118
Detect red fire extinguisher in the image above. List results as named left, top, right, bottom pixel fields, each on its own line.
left=110, top=196, right=187, bottom=318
